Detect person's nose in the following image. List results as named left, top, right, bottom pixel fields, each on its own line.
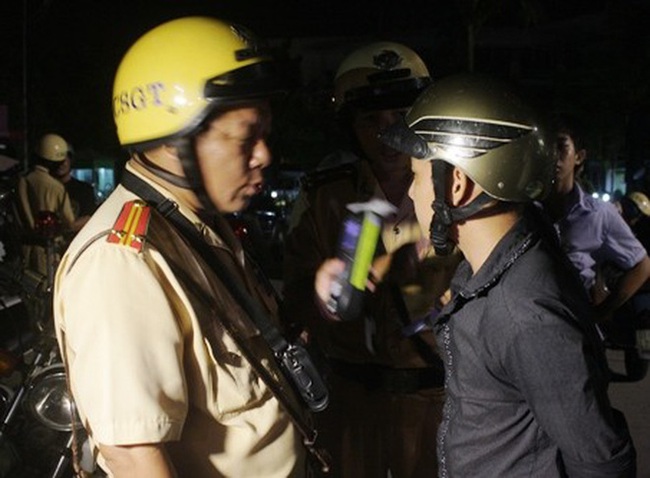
left=250, top=139, right=272, bottom=170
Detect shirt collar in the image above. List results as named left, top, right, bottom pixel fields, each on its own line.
left=566, top=183, right=588, bottom=214
left=453, top=211, right=537, bottom=302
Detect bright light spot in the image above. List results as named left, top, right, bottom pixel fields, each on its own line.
left=447, top=146, right=465, bottom=157
left=602, top=193, right=611, bottom=202
left=592, top=192, right=600, bottom=199
left=450, top=136, right=465, bottom=146
left=173, top=95, right=188, bottom=107
left=270, top=190, right=278, bottom=199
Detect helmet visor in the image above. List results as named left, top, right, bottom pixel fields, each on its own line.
left=204, top=61, right=285, bottom=103
left=380, top=115, right=434, bottom=160
left=343, top=77, right=431, bottom=112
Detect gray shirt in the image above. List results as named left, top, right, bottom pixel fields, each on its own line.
left=435, top=208, right=636, bottom=477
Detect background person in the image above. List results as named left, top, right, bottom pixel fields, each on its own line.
left=283, top=42, right=459, bottom=477
left=52, top=142, right=97, bottom=220
left=618, top=191, right=650, bottom=253
left=609, top=190, right=650, bottom=379
left=54, top=17, right=313, bottom=477
left=14, top=133, right=83, bottom=277
left=543, top=114, right=650, bottom=324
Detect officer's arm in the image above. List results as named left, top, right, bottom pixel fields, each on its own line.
left=59, top=191, right=79, bottom=230
left=99, top=443, right=178, bottom=478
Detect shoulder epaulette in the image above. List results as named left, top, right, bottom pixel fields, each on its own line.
left=107, top=200, right=151, bottom=252
left=302, top=163, right=359, bottom=192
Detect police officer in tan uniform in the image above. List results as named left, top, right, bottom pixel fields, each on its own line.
left=283, top=42, right=460, bottom=477
left=15, top=133, right=83, bottom=277
left=54, top=17, right=314, bottom=477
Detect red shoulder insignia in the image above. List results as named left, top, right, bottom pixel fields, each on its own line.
left=107, top=200, right=151, bottom=252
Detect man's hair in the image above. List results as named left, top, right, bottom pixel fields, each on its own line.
left=553, top=113, right=589, bottom=152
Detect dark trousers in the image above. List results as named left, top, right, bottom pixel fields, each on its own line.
left=314, top=367, right=445, bottom=478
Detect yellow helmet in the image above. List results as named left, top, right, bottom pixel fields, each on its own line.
left=627, top=191, right=650, bottom=217
left=333, top=41, right=431, bottom=112
left=113, top=16, right=279, bottom=149
left=37, top=133, right=68, bottom=162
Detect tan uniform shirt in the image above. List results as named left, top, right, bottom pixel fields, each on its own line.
left=54, top=165, right=304, bottom=477
left=16, top=165, right=76, bottom=275
left=16, top=165, right=76, bottom=230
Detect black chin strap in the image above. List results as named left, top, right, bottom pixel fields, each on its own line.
left=135, top=152, right=192, bottom=189
left=173, top=137, right=220, bottom=217
left=429, top=161, right=505, bottom=256
left=430, top=162, right=451, bottom=256
left=135, top=137, right=219, bottom=216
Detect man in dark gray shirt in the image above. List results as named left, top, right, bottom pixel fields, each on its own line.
left=316, top=74, right=636, bottom=477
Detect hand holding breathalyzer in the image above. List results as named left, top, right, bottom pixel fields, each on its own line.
left=315, top=258, right=345, bottom=321
left=324, top=199, right=396, bottom=321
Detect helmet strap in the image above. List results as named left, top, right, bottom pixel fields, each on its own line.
left=135, top=152, right=192, bottom=189
left=173, top=137, right=220, bottom=217
left=430, top=161, right=454, bottom=255
left=429, top=161, right=509, bottom=255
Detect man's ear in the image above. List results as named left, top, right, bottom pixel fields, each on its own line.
left=449, top=167, right=475, bottom=207
left=576, top=148, right=587, bottom=167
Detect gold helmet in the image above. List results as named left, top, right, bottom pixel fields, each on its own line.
left=37, top=133, right=69, bottom=162
left=112, top=16, right=280, bottom=149
left=333, top=41, right=431, bottom=112
left=382, top=74, right=553, bottom=255
left=383, top=74, right=553, bottom=202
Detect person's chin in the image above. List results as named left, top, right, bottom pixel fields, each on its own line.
left=236, top=196, right=253, bottom=211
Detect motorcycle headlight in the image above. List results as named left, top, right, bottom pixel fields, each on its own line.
left=24, top=364, right=82, bottom=432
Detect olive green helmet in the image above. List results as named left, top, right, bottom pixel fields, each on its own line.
left=384, top=74, right=553, bottom=202
left=382, top=74, right=553, bottom=255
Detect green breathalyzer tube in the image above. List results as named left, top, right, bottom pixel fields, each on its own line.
left=326, top=199, right=396, bottom=321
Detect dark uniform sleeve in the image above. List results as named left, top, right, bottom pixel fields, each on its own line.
left=506, top=298, right=636, bottom=477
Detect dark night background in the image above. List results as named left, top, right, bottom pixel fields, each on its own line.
left=1, top=0, right=650, bottom=193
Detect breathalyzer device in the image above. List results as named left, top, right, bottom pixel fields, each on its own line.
left=326, top=199, right=396, bottom=321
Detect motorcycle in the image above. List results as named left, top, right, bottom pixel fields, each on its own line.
left=0, top=258, right=99, bottom=477
left=0, top=190, right=99, bottom=477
